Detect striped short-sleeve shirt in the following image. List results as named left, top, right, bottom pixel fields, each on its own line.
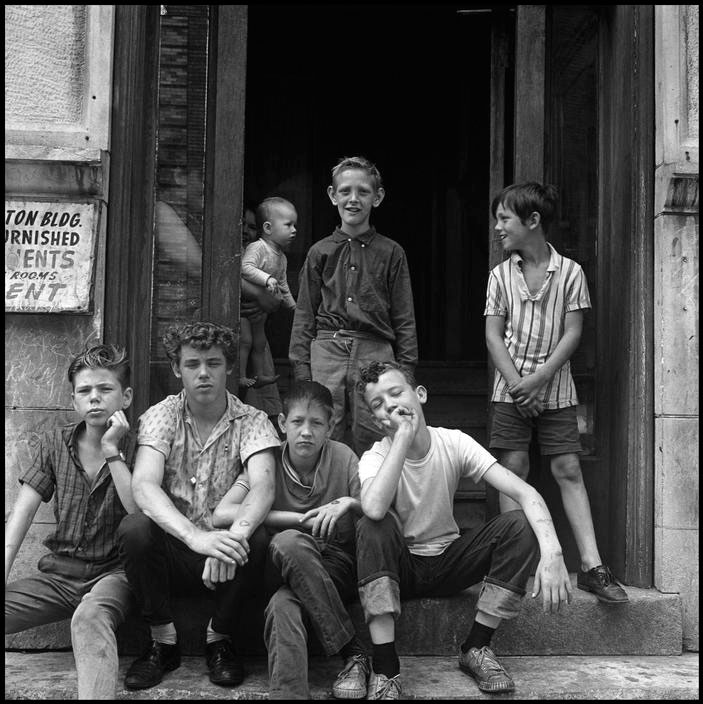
left=137, top=390, right=280, bottom=530
left=484, top=243, right=591, bottom=409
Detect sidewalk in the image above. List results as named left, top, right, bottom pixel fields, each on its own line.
left=5, top=651, right=699, bottom=699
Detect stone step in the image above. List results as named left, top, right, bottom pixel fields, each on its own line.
left=6, top=575, right=683, bottom=658
left=4, top=650, right=699, bottom=700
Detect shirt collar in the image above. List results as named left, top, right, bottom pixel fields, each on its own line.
left=510, top=242, right=561, bottom=272
left=179, top=388, right=250, bottom=424
left=280, top=440, right=326, bottom=489
left=331, top=226, right=377, bottom=245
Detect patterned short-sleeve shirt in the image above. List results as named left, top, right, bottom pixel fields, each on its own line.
left=484, top=243, right=591, bottom=409
left=137, top=390, right=280, bottom=530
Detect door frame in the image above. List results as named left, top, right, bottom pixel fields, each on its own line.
left=105, top=5, right=248, bottom=419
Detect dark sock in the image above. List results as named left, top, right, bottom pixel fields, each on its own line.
left=340, top=635, right=366, bottom=660
left=460, top=621, right=496, bottom=653
left=372, top=641, right=400, bottom=678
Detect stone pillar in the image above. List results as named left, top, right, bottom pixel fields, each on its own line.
left=653, top=4, right=699, bottom=652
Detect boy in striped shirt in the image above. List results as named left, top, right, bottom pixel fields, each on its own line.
left=485, top=182, right=628, bottom=605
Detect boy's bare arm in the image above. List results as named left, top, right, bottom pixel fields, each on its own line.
left=132, top=445, right=248, bottom=566
left=482, top=462, right=572, bottom=613
left=101, top=410, right=137, bottom=513
left=4, top=483, right=43, bottom=585
left=485, top=315, right=541, bottom=417
left=228, top=448, right=275, bottom=542
left=509, top=310, right=583, bottom=403
left=360, top=409, right=415, bottom=520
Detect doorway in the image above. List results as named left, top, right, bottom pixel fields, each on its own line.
left=244, top=4, right=493, bottom=364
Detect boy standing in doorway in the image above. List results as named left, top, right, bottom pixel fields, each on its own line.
left=289, top=156, right=418, bottom=456
left=485, top=182, right=628, bottom=604
left=5, top=344, right=137, bottom=699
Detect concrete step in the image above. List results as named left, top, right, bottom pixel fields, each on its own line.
left=4, top=650, right=698, bottom=700
left=5, top=575, right=683, bottom=657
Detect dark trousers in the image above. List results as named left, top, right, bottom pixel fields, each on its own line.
left=356, top=510, right=539, bottom=622
left=117, top=512, right=268, bottom=637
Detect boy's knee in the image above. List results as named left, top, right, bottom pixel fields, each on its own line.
left=269, top=530, right=310, bottom=563
left=356, top=514, right=397, bottom=544
left=71, top=598, right=108, bottom=636
left=499, top=450, right=530, bottom=477
left=550, top=453, right=583, bottom=482
left=117, top=512, right=155, bottom=554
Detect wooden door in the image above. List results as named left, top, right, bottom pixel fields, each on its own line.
left=105, top=5, right=248, bottom=418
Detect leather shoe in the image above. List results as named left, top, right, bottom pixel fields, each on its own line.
left=577, top=564, right=629, bottom=603
left=124, top=640, right=180, bottom=690
left=206, top=639, right=244, bottom=686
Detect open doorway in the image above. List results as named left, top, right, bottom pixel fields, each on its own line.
left=244, top=4, right=493, bottom=364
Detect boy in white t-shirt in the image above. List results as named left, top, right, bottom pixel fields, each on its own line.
left=354, top=361, right=572, bottom=700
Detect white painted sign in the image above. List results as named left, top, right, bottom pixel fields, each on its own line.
left=5, top=200, right=98, bottom=313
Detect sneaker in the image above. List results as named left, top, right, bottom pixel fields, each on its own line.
left=332, top=653, right=370, bottom=699
left=124, top=640, right=181, bottom=690
left=577, top=565, right=629, bottom=603
left=367, top=671, right=402, bottom=700
left=458, top=646, right=514, bottom=693
left=205, top=639, right=244, bottom=686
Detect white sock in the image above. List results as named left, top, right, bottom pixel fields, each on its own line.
left=206, top=619, right=229, bottom=645
left=151, top=622, right=177, bottom=645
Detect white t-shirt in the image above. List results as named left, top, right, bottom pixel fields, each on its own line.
left=358, top=427, right=498, bottom=556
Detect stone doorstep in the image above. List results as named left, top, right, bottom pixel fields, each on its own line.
left=5, top=575, right=684, bottom=657
left=4, top=651, right=700, bottom=700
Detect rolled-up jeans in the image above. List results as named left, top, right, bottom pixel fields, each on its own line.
left=356, top=510, right=538, bottom=626
left=311, top=330, right=395, bottom=456
left=5, top=563, right=133, bottom=699
left=264, top=530, right=358, bottom=699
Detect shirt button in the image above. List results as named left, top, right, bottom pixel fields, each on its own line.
left=361, top=244, right=365, bottom=248
left=348, top=238, right=351, bottom=242
left=350, top=266, right=356, bottom=271
left=347, top=297, right=353, bottom=302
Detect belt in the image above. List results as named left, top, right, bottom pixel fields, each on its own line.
left=316, top=329, right=384, bottom=342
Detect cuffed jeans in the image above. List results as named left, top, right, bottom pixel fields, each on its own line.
left=117, top=512, right=268, bottom=638
left=311, top=331, right=395, bottom=455
left=5, top=568, right=133, bottom=699
left=356, top=510, right=539, bottom=624
left=264, top=530, right=358, bottom=699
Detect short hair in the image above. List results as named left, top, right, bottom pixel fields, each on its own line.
left=162, top=321, right=238, bottom=366
left=356, top=360, right=417, bottom=396
left=282, top=380, right=334, bottom=420
left=255, top=196, right=296, bottom=232
left=491, top=182, right=559, bottom=234
left=331, top=156, right=384, bottom=192
left=67, top=344, right=130, bottom=389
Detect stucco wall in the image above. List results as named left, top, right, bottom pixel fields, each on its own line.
left=654, top=4, right=699, bottom=652
left=4, top=6, right=114, bottom=649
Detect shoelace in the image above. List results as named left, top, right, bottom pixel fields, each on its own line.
left=339, top=654, right=369, bottom=677
left=373, top=674, right=401, bottom=699
left=592, top=566, right=614, bottom=586
left=474, top=647, right=508, bottom=676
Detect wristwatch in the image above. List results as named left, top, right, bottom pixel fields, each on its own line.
left=104, top=451, right=126, bottom=464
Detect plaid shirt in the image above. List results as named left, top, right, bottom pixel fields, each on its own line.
left=19, top=422, right=137, bottom=563
left=484, top=243, right=591, bottom=409
left=137, top=390, right=280, bottom=530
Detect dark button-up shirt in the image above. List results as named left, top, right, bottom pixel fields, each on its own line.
left=19, top=422, right=137, bottom=563
left=289, top=227, right=418, bottom=379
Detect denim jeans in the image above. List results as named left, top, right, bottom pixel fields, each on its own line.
left=117, top=512, right=268, bottom=638
left=311, top=331, right=395, bottom=455
left=264, top=530, right=358, bottom=699
left=5, top=568, right=133, bottom=699
left=356, top=510, right=538, bottom=624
